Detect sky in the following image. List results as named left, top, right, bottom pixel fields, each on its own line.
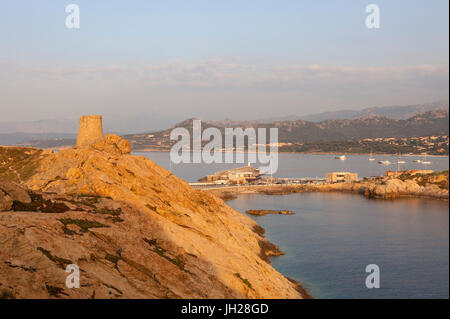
left=0, top=0, right=448, bottom=130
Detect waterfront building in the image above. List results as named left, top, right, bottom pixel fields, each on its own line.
left=326, top=172, right=359, bottom=184
left=199, top=164, right=263, bottom=184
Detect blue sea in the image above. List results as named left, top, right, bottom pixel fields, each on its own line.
left=141, top=152, right=449, bottom=299
left=228, top=193, right=449, bottom=299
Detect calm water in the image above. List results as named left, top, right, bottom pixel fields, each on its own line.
left=138, top=151, right=449, bottom=298
left=228, top=193, right=449, bottom=299
left=137, top=151, right=449, bottom=182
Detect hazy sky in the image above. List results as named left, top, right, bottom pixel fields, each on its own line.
left=0, top=0, right=448, bottom=128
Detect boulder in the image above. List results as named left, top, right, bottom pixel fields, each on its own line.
left=91, top=134, right=131, bottom=154
left=0, top=177, right=31, bottom=205
left=0, top=190, right=12, bottom=211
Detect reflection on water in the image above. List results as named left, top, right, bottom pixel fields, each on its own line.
left=228, top=193, right=449, bottom=299
left=138, top=151, right=449, bottom=183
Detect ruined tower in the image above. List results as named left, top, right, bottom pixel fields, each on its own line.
left=76, top=115, right=104, bottom=147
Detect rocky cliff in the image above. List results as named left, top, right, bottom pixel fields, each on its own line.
left=0, top=136, right=305, bottom=299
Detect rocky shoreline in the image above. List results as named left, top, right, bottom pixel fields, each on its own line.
left=246, top=209, right=295, bottom=216
left=207, top=172, right=449, bottom=202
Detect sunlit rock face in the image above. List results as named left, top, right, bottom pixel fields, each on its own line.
left=0, top=128, right=305, bottom=299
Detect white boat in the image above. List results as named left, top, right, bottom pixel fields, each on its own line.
left=421, top=155, right=432, bottom=165
left=396, top=154, right=406, bottom=164
left=369, top=152, right=375, bottom=161
left=335, top=155, right=347, bottom=160
left=413, top=159, right=421, bottom=163
left=378, top=160, right=392, bottom=165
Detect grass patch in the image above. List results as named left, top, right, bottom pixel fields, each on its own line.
left=79, top=195, right=99, bottom=205
left=234, top=273, right=254, bottom=290
left=45, top=284, right=67, bottom=297
left=107, top=216, right=124, bottom=223
left=0, top=146, right=43, bottom=183
left=12, top=192, right=71, bottom=213
left=105, top=253, right=121, bottom=267
left=103, top=283, right=123, bottom=295
left=143, top=238, right=186, bottom=271
left=37, top=247, right=72, bottom=269
left=145, top=204, right=158, bottom=212
left=438, top=180, right=449, bottom=190
left=417, top=179, right=427, bottom=187
left=59, top=218, right=108, bottom=234
left=94, top=207, right=122, bottom=216
left=0, top=289, right=14, bottom=299
left=125, top=169, right=135, bottom=176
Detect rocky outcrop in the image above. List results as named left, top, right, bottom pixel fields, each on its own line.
left=0, top=178, right=31, bottom=211
left=89, top=134, right=131, bottom=155
left=246, top=210, right=294, bottom=216
left=0, top=136, right=305, bottom=299
left=362, top=179, right=448, bottom=199
left=319, top=173, right=449, bottom=200
left=208, top=172, right=449, bottom=201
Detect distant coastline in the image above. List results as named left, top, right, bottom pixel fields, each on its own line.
left=205, top=177, right=449, bottom=203
left=132, top=149, right=449, bottom=157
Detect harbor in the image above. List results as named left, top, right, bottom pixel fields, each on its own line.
left=143, top=152, right=448, bottom=184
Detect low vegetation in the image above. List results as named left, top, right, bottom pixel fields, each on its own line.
left=234, top=273, right=254, bottom=290
left=0, top=146, right=45, bottom=183
left=143, top=238, right=186, bottom=271
left=37, top=247, right=72, bottom=269
left=45, top=284, right=67, bottom=297
left=59, top=218, right=109, bottom=235
left=12, top=192, right=71, bottom=213
left=397, top=170, right=449, bottom=190
left=279, top=136, right=449, bottom=155
left=94, top=207, right=122, bottom=216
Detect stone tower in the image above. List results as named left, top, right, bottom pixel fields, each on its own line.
left=76, top=115, right=104, bottom=147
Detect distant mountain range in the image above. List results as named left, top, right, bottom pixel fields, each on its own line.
left=298, top=100, right=449, bottom=122
left=1, top=101, right=448, bottom=150
left=212, top=101, right=449, bottom=125
left=123, top=109, right=449, bottom=153
left=267, top=109, right=449, bottom=143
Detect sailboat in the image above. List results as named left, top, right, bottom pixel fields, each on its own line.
left=378, top=160, right=392, bottom=165
left=369, top=151, right=375, bottom=161
left=397, top=154, right=406, bottom=164
left=421, top=154, right=431, bottom=165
